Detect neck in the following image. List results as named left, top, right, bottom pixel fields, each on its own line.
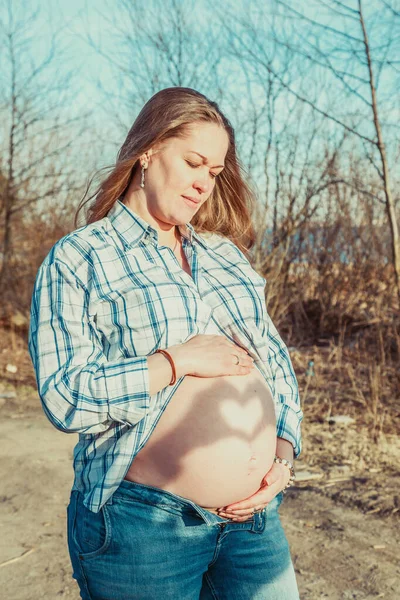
left=122, top=196, right=179, bottom=250
left=169, top=227, right=180, bottom=252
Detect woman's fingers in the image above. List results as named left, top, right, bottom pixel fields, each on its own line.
left=217, top=481, right=282, bottom=519
left=218, top=506, right=266, bottom=522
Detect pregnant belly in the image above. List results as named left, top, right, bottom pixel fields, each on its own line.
left=124, top=366, right=277, bottom=511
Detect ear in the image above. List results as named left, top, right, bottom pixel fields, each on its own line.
left=140, top=150, right=151, bottom=164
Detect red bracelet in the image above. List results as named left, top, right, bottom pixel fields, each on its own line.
left=154, top=349, right=177, bottom=385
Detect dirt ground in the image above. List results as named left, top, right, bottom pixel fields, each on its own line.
left=0, top=384, right=399, bottom=600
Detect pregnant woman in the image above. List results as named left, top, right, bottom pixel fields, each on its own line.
left=29, top=87, right=303, bottom=599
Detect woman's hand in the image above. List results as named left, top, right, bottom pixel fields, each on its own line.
left=169, top=334, right=255, bottom=378
left=215, top=462, right=291, bottom=521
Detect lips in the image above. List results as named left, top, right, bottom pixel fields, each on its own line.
left=182, top=195, right=200, bottom=205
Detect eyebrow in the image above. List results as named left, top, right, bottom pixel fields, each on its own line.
left=187, top=151, right=225, bottom=169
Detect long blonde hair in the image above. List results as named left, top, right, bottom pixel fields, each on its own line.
left=75, top=87, right=256, bottom=254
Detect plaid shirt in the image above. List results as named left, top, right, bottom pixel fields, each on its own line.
left=28, top=200, right=303, bottom=513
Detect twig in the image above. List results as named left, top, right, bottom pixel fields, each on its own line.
left=321, top=477, right=353, bottom=488
left=0, top=547, right=36, bottom=568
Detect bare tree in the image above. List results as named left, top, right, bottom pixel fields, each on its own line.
left=0, top=0, right=88, bottom=296
left=357, top=0, right=400, bottom=299
left=245, top=0, right=400, bottom=301
left=77, top=0, right=229, bottom=136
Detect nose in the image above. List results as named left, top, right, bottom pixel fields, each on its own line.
left=193, top=174, right=210, bottom=195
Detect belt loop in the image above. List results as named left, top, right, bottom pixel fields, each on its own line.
left=251, top=509, right=265, bottom=533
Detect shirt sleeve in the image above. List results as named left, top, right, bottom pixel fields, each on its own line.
left=28, top=258, right=151, bottom=434
left=265, top=313, right=303, bottom=458
left=221, top=240, right=303, bottom=458
left=213, top=237, right=303, bottom=458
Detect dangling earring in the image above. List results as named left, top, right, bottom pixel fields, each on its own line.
left=140, top=164, right=146, bottom=188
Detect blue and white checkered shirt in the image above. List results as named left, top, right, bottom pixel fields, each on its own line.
left=28, top=199, right=303, bottom=513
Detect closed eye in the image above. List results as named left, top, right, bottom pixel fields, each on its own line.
left=186, top=160, right=219, bottom=179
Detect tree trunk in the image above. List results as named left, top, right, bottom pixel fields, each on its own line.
left=359, top=0, right=400, bottom=304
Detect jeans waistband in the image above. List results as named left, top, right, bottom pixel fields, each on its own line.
left=107, top=478, right=265, bottom=531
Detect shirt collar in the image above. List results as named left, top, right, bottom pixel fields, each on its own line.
left=107, top=199, right=209, bottom=251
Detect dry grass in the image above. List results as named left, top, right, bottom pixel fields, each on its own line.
left=290, top=333, right=399, bottom=440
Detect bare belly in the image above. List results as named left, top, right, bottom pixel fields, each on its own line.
left=124, top=366, right=277, bottom=513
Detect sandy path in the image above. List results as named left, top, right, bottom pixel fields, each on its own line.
left=0, top=414, right=399, bottom=599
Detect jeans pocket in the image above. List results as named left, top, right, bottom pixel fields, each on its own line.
left=71, top=493, right=112, bottom=561
left=264, top=492, right=284, bottom=516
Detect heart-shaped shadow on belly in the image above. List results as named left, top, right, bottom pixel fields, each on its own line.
left=128, top=375, right=277, bottom=491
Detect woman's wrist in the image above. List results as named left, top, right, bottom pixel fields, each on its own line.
left=274, top=439, right=296, bottom=494
left=154, top=349, right=177, bottom=384
left=275, top=437, right=295, bottom=463
left=164, top=344, right=188, bottom=379
left=274, top=456, right=296, bottom=493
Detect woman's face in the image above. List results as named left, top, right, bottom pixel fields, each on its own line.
left=142, top=121, right=229, bottom=227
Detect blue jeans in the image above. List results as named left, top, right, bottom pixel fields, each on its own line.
left=67, top=479, right=300, bottom=599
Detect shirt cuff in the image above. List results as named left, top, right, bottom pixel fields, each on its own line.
left=275, top=400, right=303, bottom=459
left=103, top=356, right=151, bottom=425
